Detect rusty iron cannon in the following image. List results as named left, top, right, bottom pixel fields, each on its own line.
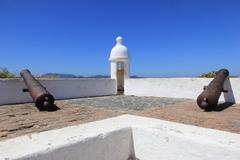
left=20, top=69, right=55, bottom=111
left=197, top=69, right=229, bottom=111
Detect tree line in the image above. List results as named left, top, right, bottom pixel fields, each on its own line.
left=0, top=68, right=16, bottom=78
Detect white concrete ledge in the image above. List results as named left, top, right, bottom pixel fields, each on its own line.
left=0, top=79, right=117, bottom=105
left=125, top=78, right=240, bottom=103
left=1, top=115, right=240, bottom=160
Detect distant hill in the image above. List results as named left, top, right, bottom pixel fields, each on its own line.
left=41, top=73, right=81, bottom=78
left=40, top=73, right=110, bottom=78
left=40, top=73, right=143, bottom=79
left=88, top=75, right=110, bottom=78
left=130, top=75, right=142, bottom=78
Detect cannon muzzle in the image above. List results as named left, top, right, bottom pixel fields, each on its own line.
left=20, top=69, right=55, bottom=111
left=197, top=69, right=229, bottom=111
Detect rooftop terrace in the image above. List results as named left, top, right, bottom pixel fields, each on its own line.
left=1, top=95, right=240, bottom=141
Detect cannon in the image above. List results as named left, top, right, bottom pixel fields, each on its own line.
left=197, top=69, right=229, bottom=111
left=20, top=69, right=55, bottom=110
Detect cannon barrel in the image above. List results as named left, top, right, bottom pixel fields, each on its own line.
left=197, top=69, right=229, bottom=111
left=20, top=69, right=55, bottom=110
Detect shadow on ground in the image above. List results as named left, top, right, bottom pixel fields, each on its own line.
left=213, top=102, right=235, bottom=112
left=39, top=104, right=60, bottom=112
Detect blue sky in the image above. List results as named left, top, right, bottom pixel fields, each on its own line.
left=0, top=0, right=239, bottom=77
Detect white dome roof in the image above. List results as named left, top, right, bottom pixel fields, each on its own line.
left=109, top=36, right=129, bottom=61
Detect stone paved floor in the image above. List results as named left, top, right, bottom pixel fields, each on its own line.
left=67, top=95, right=188, bottom=111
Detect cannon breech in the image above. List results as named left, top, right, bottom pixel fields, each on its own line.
left=197, top=69, right=229, bottom=111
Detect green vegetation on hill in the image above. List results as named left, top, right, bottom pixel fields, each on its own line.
left=200, top=71, right=217, bottom=78
left=0, top=68, right=16, bottom=78
left=200, top=70, right=238, bottom=78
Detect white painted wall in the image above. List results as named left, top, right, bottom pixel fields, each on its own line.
left=1, top=115, right=240, bottom=160
left=125, top=78, right=240, bottom=103
left=131, top=115, right=240, bottom=160
left=0, top=126, right=134, bottom=160
left=0, top=79, right=117, bottom=105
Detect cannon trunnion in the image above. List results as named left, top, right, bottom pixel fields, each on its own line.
left=20, top=69, right=55, bottom=111
left=197, top=69, right=229, bottom=111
